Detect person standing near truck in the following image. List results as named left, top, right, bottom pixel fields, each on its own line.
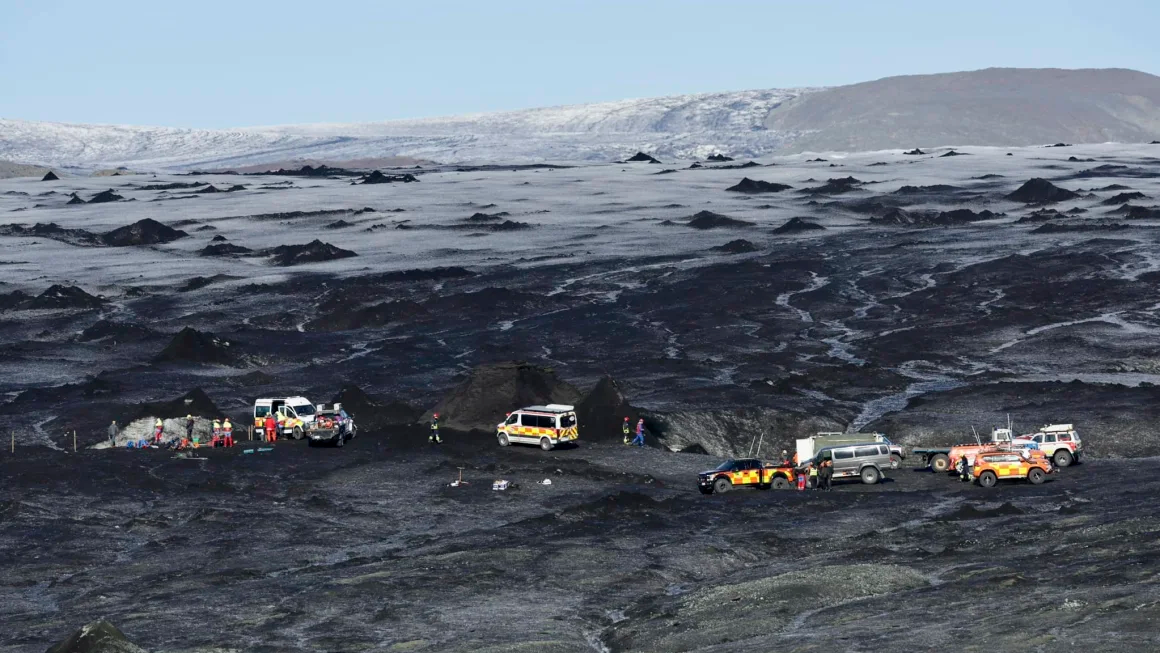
left=222, top=418, right=234, bottom=447
left=264, top=414, right=277, bottom=443
left=819, top=458, right=833, bottom=491
left=429, top=413, right=442, bottom=444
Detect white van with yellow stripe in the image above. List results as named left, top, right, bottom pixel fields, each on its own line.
left=497, top=404, right=579, bottom=450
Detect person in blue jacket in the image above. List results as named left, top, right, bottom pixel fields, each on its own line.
left=631, top=419, right=646, bottom=447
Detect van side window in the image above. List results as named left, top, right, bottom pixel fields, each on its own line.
left=878, top=445, right=889, bottom=455
left=834, top=449, right=854, bottom=460
left=1031, top=435, right=1042, bottom=443
left=520, top=414, right=535, bottom=427
left=855, top=446, right=879, bottom=457
left=505, top=414, right=518, bottom=425
left=1058, top=433, right=1071, bottom=441
left=1044, top=434, right=1056, bottom=443
left=537, top=415, right=556, bottom=429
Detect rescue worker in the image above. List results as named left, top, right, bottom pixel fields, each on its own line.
left=631, top=418, right=645, bottom=447
left=780, top=449, right=791, bottom=466
left=958, top=456, right=972, bottom=482
left=622, top=417, right=631, bottom=445
left=107, top=420, right=119, bottom=446
left=819, top=457, right=833, bottom=491
left=153, top=418, right=164, bottom=444
left=792, top=451, right=799, bottom=466
left=796, top=467, right=807, bottom=490
left=429, top=414, right=442, bottom=444
left=264, top=413, right=277, bottom=443
left=222, top=418, right=234, bottom=447
left=185, top=414, right=195, bottom=442
left=809, top=461, right=819, bottom=490
left=212, top=419, right=222, bottom=447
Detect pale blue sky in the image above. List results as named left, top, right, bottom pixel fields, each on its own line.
left=2, top=0, right=1157, bottom=128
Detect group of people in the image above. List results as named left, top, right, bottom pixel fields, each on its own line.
left=622, top=417, right=646, bottom=446
left=779, top=449, right=833, bottom=491
left=107, top=415, right=235, bottom=450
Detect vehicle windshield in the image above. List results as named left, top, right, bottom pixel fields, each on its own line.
left=714, top=460, right=736, bottom=472
left=560, top=413, right=576, bottom=428
left=255, top=406, right=269, bottom=417
left=293, top=404, right=315, bottom=416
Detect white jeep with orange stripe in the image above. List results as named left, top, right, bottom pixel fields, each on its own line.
left=497, top=404, right=579, bottom=451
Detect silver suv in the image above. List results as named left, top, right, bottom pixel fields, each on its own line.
left=814, top=442, right=892, bottom=485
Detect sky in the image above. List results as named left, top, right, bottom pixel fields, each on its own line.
left=2, top=0, right=1158, bottom=129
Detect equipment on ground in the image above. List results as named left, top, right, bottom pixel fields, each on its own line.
left=496, top=404, right=579, bottom=451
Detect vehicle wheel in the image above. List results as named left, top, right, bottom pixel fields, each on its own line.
left=930, top=454, right=950, bottom=473
left=889, top=453, right=902, bottom=469
left=540, top=437, right=553, bottom=451
left=335, top=433, right=344, bottom=448
left=772, top=476, right=790, bottom=490
left=1053, top=450, right=1073, bottom=468
left=1028, top=467, right=1045, bottom=485
left=498, top=432, right=510, bottom=447
left=978, top=471, right=997, bottom=488
left=860, top=466, right=880, bottom=485
left=292, top=427, right=303, bottom=440
left=713, top=477, right=732, bottom=494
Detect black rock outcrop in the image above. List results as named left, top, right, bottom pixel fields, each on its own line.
left=706, top=154, right=734, bottom=162
left=624, top=152, right=661, bottom=163
left=711, top=239, right=759, bottom=253
left=270, top=240, right=357, bottom=266
left=101, top=218, right=189, bottom=246
left=1102, top=192, right=1147, bottom=205
left=154, top=327, right=234, bottom=364
left=87, top=189, right=124, bottom=204
left=1006, top=178, right=1079, bottom=203
left=686, top=211, right=753, bottom=229
left=200, top=243, right=253, bottom=256
left=773, top=217, right=826, bottom=234
left=725, top=177, right=792, bottom=193
left=27, top=285, right=106, bottom=310
left=361, top=170, right=420, bottom=184
left=429, top=361, right=583, bottom=432
left=41, top=171, right=59, bottom=181
left=46, top=620, right=147, bottom=653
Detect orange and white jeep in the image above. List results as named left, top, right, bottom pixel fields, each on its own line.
left=972, top=450, right=1054, bottom=488
left=1023, top=424, right=1082, bottom=468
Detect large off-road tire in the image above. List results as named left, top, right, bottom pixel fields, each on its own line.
left=772, top=476, right=790, bottom=490
left=1028, top=467, right=1045, bottom=485
left=498, top=432, right=510, bottom=447
left=292, top=427, right=303, bottom=441
left=713, top=477, right=732, bottom=494
left=1053, top=449, right=1073, bottom=468
left=540, top=437, right=553, bottom=451
left=978, top=471, right=998, bottom=488
left=889, top=453, right=902, bottom=469
left=861, top=466, right=881, bottom=485
left=930, top=454, right=950, bottom=473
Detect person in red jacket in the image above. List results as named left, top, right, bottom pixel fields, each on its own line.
left=264, top=414, right=277, bottom=443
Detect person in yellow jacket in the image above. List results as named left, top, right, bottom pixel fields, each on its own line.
left=222, top=418, right=234, bottom=447
left=808, top=463, right=819, bottom=490
left=153, top=418, right=164, bottom=444
left=212, top=419, right=222, bottom=446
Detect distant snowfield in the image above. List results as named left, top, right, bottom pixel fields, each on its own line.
left=0, top=88, right=812, bottom=170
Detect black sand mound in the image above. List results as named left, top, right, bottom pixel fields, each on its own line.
left=1016, top=209, right=1067, bottom=224
left=47, top=620, right=147, bottom=653
left=361, top=171, right=419, bottom=184
left=210, top=234, right=228, bottom=242
left=257, top=164, right=356, bottom=177
left=0, top=222, right=103, bottom=246
left=904, top=148, right=925, bottom=155
left=1047, top=143, right=1072, bottom=148
left=726, top=177, right=792, bottom=193
left=871, top=208, right=1002, bottom=227
left=624, top=152, right=661, bottom=163
left=324, top=219, right=354, bottom=229
left=127, top=388, right=222, bottom=424
left=27, top=285, right=106, bottom=310
left=0, top=290, right=32, bottom=310
left=773, top=217, right=825, bottom=234
left=463, top=212, right=511, bottom=222
left=1113, top=205, right=1160, bottom=219
left=41, top=171, right=59, bottom=181
left=1102, top=192, right=1147, bottom=205
left=1032, top=222, right=1130, bottom=234
left=429, top=361, right=583, bottom=432
left=1006, top=178, right=1079, bottom=203
left=939, top=150, right=969, bottom=157
left=707, top=154, right=734, bottom=162
left=270, top=240, right=357, bottom=266
left=686, top=211, right=753, bottom=229
left=801, top=176, right=863, bottom=195
left=576, top=376, right=642, bottom=443
left=940, top=502, right=1025, bottom=521
left=711, top=239, right=759, bottom=253
left=200, top=243, right=253, bottom=256
left=179, top=275, right=238, bottom=292
left=306, top=299, right=426, bottom=332
left=139, top=181, right=204, bottom=191
left=195, top=184, right=223, bottom=193
left=101, top=218, right=189, bottom=246
left=688, top=162, right=703, bottom=169
left=154, top=327, right=235, bottom=365
left=78, top=320, right=155, bottom=342
left=331, top=384, right=421, bottom=429
left=66, top=193, right=85, bottom=205
left=653, top=169, right=678, bottom=175
left=360, top=267, right=477, bottom=283
left=232, top=370, right=276, bottom=387
left=87, top=189, right=124, bottom=204
left=893, top=184, right=962, bottom=195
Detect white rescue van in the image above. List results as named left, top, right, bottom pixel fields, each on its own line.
left=254, top=396, right=318, bottom=439
left=497, top=404, right=580, bottom=451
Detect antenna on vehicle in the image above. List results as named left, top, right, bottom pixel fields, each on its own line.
left=971, top=425, right=981, bottom=446
left=755, top=432, right=764, bottom=459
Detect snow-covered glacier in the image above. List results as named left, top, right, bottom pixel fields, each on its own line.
left=0, top=87, right=814, bottom=170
